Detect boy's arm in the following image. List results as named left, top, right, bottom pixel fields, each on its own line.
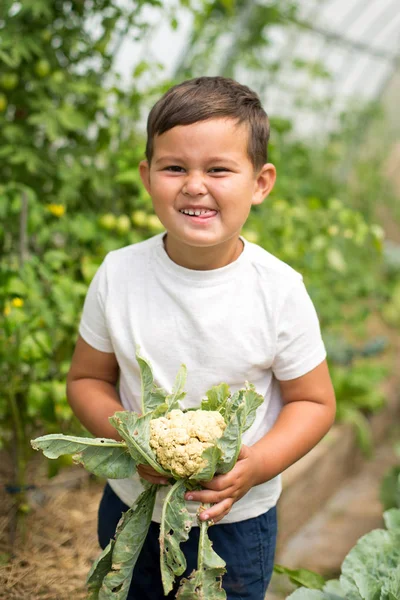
left=251, top=359, right=336, bottom=480
left=66, top=336, right=123, bottom=440
left=184, top=359, right=336, bottom=523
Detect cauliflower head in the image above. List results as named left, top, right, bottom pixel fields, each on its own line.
left=149, top=409, right=226, bottom=478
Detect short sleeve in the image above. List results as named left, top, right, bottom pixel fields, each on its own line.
left=272, top=279, right=326, bottom=381
left=78, top=258, right=114, bottom=353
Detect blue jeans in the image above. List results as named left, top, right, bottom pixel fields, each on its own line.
left=98, top=483, right=277, bottom=600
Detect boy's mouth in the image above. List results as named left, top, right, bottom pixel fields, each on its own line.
left=179, top=208, right=218, bottom=219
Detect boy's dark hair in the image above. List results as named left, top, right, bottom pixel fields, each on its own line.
left=145, top=76, right=270, bottom=171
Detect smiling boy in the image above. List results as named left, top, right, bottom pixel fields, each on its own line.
left=67, top=76, right=335, bottom=599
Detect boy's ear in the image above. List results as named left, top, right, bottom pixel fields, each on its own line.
left=139, top=160, right=151, bottom=194
left=252, top=163, right=276, bottom=206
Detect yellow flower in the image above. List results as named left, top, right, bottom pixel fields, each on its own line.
left=46, top=203, right=66, bottom=217
left=11, top=297, right=24, bottom=308
left=3, top=304, right=11, bottom=316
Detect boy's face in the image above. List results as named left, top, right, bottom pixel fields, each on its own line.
left=139, top=118, right=275, bottom=267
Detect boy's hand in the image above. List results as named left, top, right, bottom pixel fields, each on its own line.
left=137, top=464, right=170, bottom=485
left=184, top=444, right=260, bottom=524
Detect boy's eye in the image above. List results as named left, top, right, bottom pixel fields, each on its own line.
left=164, top=166, right=185, bottom=172
left=209, top=167, right=230, bottom=173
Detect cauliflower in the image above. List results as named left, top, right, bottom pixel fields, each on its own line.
left=149, top=409, right=226, bottom=478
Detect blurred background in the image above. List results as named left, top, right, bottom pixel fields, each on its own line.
left=1, top=1, right=399, bottom=598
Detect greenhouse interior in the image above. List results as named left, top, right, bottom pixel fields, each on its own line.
left=1, top=0, right=400, bottom=599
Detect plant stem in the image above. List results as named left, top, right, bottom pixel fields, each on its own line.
left=19, top=190, right=28, bottom=267
left=197, top=503, right=212, bottom=571
left=8, top=390, right=28, bottom=546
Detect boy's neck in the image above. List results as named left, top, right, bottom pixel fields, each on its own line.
left=163, top=234, right=244, bottom=271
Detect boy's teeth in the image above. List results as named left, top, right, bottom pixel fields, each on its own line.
left=180, top=209, right=211, bottom=216
left=180, top=208, right=210, bottom=217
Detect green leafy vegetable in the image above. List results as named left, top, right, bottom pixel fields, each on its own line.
left=286, top=508, right=400, bottom=600
left=31, top=349, right=265, bottom=599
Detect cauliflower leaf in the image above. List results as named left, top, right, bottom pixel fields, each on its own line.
left=201, top=383, right=230, bottom=413
left=137, top=351, right=169, bottom=414
left=160, top=480, right=193, bottom=595
left=91, top=484, right=158, bottom=599
left=31, top=434, right=135, bottom=479
left=241, top=384, right=264, bottom=433
left=176, top=516, right=226, bottom=599
left=110, top=411, right=170, bottom=477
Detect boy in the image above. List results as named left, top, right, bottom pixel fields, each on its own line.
left=67, top=76, right=336, bottom=599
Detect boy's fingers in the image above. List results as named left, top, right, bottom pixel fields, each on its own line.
left=198, top=498, right=233, bottom=524
left=185, top=487, right=234, bottom=504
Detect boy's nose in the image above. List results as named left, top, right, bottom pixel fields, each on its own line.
left=182, top=172, right=207, bottom=196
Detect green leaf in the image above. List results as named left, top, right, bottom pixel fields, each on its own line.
left=201, top=384, right=230, bottom=412
left=323, top=580, right=345, bottom=596
left=191, top=445, right=222, bottom=481
left=221, top=389, right=244, bottom=423
left=241, top=384, right=264, bottom=432
left=380, top=467, right=400, bottom=510
left=87, top=539, right=115, bottom=599
left=216, top=408, right=242, bottom=474
left=165, top=364, right=187, bottom=411
left=0, top=49, right=20, bottom=68
left=115, top=170, right=139, bottom=184
left=160, top=480, right=193, bottom=595
left=340, top=528, right=400, bottom=600
left=274, top=564, right=325, bottom=590
left=136, top=351, right=168, bottom=414
left=383, top=508, right=400, bottom=532
left=96, top=485, right=158, bottom=599
left=110, top=411, right=169, bottom=476
left=137, top=352, right=154, bottom=412
left=177, top=518, right=226, bottom=599
left=31, top=434, right=135, bottom=479
left=216, top=384, right=263, bottom=474
left=57, top=105, right=87, bottom=131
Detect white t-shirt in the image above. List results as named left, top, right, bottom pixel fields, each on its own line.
left=79, top=233, right=326, bottom=524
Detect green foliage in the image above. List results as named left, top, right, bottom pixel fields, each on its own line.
left=244, top=196, right=384, bottom=330
left=0, top=0, right=178, bottom=502
left=330, top=360, right=388, bottom=455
